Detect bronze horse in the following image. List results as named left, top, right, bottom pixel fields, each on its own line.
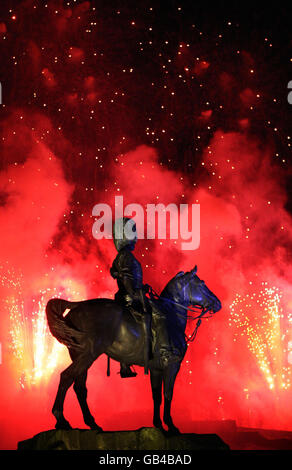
left=46, top=266, right=221, bottom=433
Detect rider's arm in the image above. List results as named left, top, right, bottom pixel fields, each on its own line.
left=120, top=252, right=143, bottom=300
left=110, top=264, right=118, bottom=279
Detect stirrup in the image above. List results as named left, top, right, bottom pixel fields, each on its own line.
left=119, top=366, right=137, bottom=378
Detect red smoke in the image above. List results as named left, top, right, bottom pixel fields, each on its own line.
left=0, top=0, right=291, bottom=449
left=0, top=112, right=291, bottom=449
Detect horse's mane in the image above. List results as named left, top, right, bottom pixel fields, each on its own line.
left=160, top=270, right=190, bottom=298
left=157, top=271, right=189, bottom=351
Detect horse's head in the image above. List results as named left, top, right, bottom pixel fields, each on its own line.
left=186, top=265, right=222, bottom=313
left=161, top=265, right=221, bottom=315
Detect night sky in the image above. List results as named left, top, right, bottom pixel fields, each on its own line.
left=0, top=0, right=291, bottom=449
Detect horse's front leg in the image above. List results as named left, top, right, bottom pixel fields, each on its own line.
left=150, top=368, right=163, bottom=429
left=162, top=362, right=181, bottom=434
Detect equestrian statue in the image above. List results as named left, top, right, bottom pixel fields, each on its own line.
left=46, top=217, right=221, bottom=433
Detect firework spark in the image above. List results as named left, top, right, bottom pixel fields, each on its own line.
left=1, top=265, right=86, bottom=388
left=229, top=283, right=291, bottom=391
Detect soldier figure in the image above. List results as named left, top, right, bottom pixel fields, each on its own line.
left=110, top=217, right=179, bottom=378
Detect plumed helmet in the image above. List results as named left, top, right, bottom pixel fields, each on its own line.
left=113, top=217, right=138, bottom=251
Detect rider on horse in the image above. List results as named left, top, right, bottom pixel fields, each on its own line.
left=110, top=217, right=180, bottom=377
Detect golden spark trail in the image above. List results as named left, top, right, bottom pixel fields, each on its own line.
left=229, top=283, right=291, bottom=391
left=1, top=265, right=86, bottom=388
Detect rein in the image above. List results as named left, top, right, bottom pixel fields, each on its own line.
left=148, top=286, right=213, bottom=344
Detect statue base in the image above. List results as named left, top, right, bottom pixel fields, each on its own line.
left=18, top=427, right=229, bottom=451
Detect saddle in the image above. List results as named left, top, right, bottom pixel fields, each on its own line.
left=117, top=295, right=182, bottom=373
left=126, top=300, right=170, bottom=373
left=127, top=304, right=152, bottom=374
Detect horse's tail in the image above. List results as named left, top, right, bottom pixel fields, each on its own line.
left=46, top=298, right=85, bottom=350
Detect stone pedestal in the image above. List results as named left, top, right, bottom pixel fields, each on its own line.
left=18, top=427, right=229, bottom=451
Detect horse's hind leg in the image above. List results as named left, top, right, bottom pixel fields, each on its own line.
left=52, top=348, right=96, bottom=430
left=73, top=371, right=102, bottom=431
left=150, top=368, right=163, bottom=430
left=163, top=363, right=181, bottom=434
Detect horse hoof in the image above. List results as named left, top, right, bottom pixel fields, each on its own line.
left=167, top=426, right=180, bottom=435
left=89, top=423, right=103, bottom=432
left=55, top=421, right=72, bottom=430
